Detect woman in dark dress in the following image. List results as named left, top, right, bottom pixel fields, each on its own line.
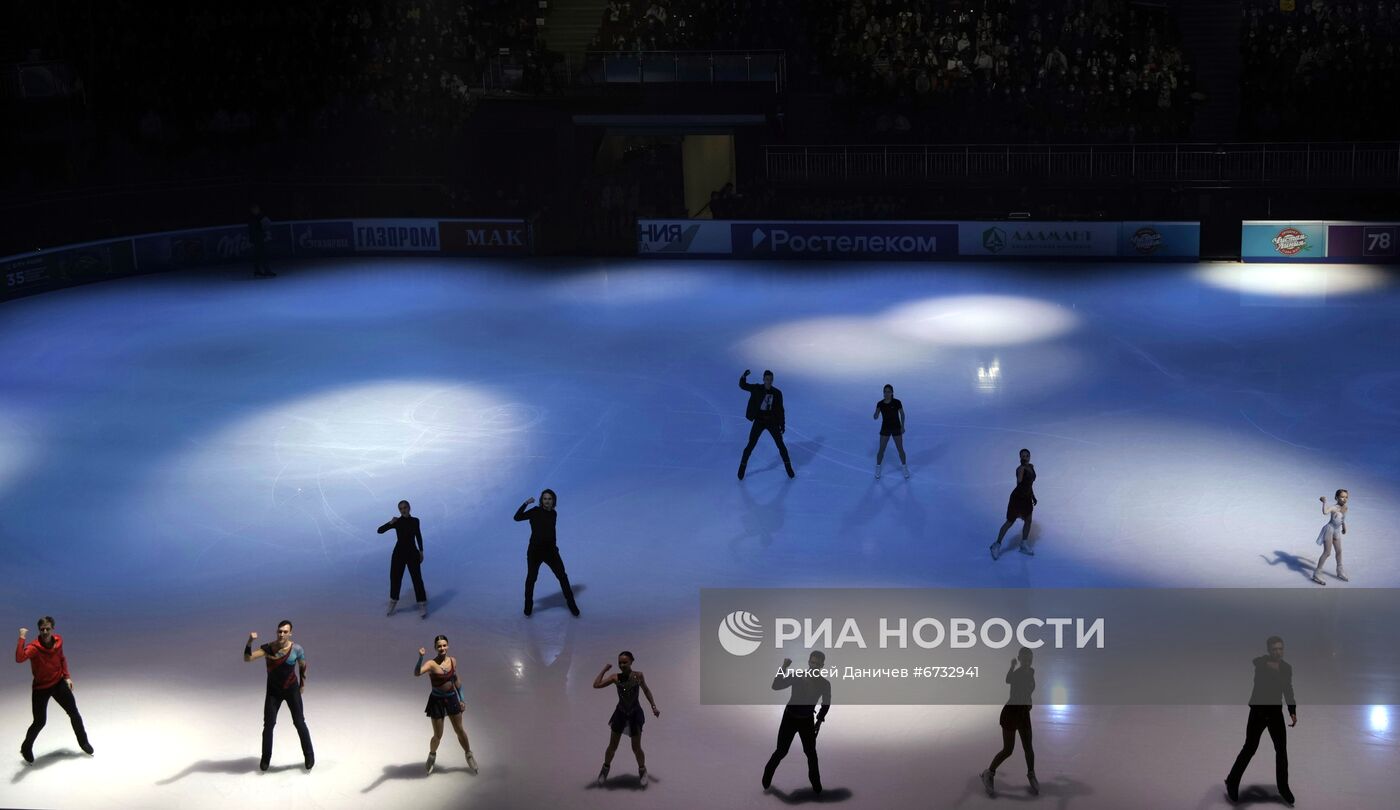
left=991, top=449, right=1037, bottom=559
left=592, top=651, right=660, bottom=787
left=872, top=384, right=909, bottom=479
left=415, top=634, right=476, bottom=774
left=980, top=646, right=1039, bottom=797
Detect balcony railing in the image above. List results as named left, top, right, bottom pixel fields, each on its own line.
left=581, top=50, right=785, bottom=89
left=765, top=143, right=1400, bottom=185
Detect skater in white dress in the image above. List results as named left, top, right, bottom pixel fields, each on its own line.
left=1310, top=489, right=1348, bottom=585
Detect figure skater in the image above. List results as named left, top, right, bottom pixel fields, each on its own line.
left=872, top=383, right=908, bottom=479
left=1224, top=636, right=1296, bottom=806
left=243, top=620, right=314, bottom=771
left=593, top=651, right=660, bottom=786
left=738, top=369, right=794, bottom=480
left=762, top=651, right=831, bottom=794
left=378, top=500, right=428, bottom=617
left=1310, top=490, right=1348, bottom=585
left=416, top=635, right=477, bottom=774
left=980, top=647, right=1039, bottom=797
left=514, top=490, right=579, bottom=616
left=991, top=449, right=1037, bottom=559
left=16, top=617, right=92, bottom=763
left=248, top=203, right=275, bottom=278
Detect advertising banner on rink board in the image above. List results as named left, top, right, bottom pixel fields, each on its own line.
left=639, top=220, right=1199, bottom=259
left=437, top=219, right=532, bottom=255
left=701, top=588, right=1400, bottom=706
left=637, top=220, right=733, bottom=255
left=349, top=219, right=532, bottom=256
left=1240, top=221, right=1327, bottom=262
left=1118, top=222, right=1201, bottom=259
left=958, top=221, right=1120, bottom=257
left=1, top=239, right=138, bottom=301
left=133, top=223, right=294, bottom=271
left=1323, top=222, right=1400, bottom=261
left=732, top=221, right=957, bottom=259
left=2, top=216, right=532, bottom=303
left=351, top=219, right=441, bottom=253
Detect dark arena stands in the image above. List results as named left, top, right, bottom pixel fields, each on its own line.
left=2, top=3, right=1399, bottom=810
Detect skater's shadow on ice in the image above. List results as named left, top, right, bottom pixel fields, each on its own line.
left=361, top=761, right=476, bottom=792
left=748, top=436, right=826, bottom=477
left=729, top=479, right=792, bottom=555
left=1193, top=783, right=1291, bottom=808
left=766, top=785, right=853, bottom=803
left=1261, top=551, right=1316, bottom=582
left=156, top=757, right=300, bottom=784
left=11, top=749, right=83, bottom=783
left=386, top=588, right=460, bottom=617
left=587, top=772, right=662, bottom=790
left=951, top=773, right=1093, bottom=808
left=534, top=584, right=588, bottom=613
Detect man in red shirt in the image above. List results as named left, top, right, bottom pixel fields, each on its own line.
left=15, top=616, right=93, bottom=763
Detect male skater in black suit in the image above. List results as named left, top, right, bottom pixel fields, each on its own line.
left=738, top=369, right=793, bottom=480
left=1224, top=635, right=1296, bottom=806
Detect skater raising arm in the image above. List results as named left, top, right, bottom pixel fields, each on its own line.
left=244, top=632, right=264, bottom=661
left=514, top=497, right=537, bottom=521
left=380, top=500, right=429, bottom=617
left=1320, top=494, right=1346, bottom=535
left=740, top=369, right=757, bottom=391
left=17, top=618, right=92, bottom=762
left=771, top=657, right=795, bottom=690
left=417, top=646, right=452, bottom=677
left=16, top=626, right=74, bottom=689
left=378, top=509, right=425, bottom=560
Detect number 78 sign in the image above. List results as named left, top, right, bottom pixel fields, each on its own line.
left=1363, top=226, right=1396, bottom=256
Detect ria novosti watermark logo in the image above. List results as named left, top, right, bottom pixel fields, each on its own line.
left=718, top=611, right=764, bottom=656
left=716, top=612, right=1103, bottom=657
left=700, top=589, right=1400, bottom=706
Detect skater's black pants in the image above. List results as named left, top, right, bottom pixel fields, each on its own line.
left=390, top=545, right=427, bottom=602
left=989, top=706, right=1034, bottom=774
left=22, top=681, right=89, bottom=752
left=741, top=419, right=790, bottom=465
left=262, top=687, right=313, bottom=762
left=525, top=547, right=576, bottom=610
left=1227, top=705, right=1288, bottom=789
left=763, top=710, right=820, bottom=789
left=252, top=246, right=270, bottom=275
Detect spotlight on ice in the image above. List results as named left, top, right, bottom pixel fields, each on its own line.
left=1196, top=263, right=1388, bottom=297
left=883, top=295, right=1078, bottom=347
left=738, top=316, right=936, bottom=378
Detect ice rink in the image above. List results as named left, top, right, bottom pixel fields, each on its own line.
left=1, top=257, right=1397, bottom=808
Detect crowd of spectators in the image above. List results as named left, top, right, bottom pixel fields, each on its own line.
left=810, top=0, right=1197, bottom=143
left=590, top=0, right=796, bottom=51
left=1241, top=0, right=1400, bottom=139
left=8, top=1, right=544, bottom=180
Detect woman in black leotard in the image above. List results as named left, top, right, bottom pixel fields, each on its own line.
left=592, top=651, right=660, bottom=787
left=991, top=449, right=1037, bottom=559
left=872, top=384, right=909, bottom=479
left=980, top=646, right=1039, bottom=797
left=415, top=634, right=476, bottom=774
